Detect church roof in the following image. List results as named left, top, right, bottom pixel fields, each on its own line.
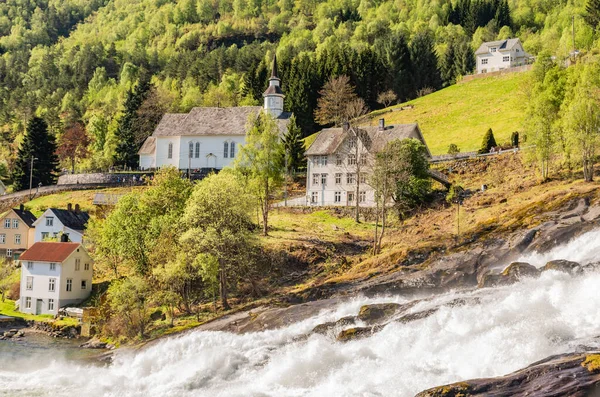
left=138, top=137, right=156, bottom=155
left=305, top=123, right=431, bottom=157
left=270, top=54, right=280, bottom=80
left=263, top=84, right=284, bottom=95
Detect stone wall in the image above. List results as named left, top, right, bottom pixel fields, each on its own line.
left=57, top=173, right=149, bottom=185
left=460, top=65, right=532, bottom=83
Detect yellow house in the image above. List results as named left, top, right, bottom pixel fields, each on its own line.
left=0, top=205, right=37, bottom=261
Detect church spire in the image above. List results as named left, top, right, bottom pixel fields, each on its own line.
left=263, top=55, right=284, bottom=118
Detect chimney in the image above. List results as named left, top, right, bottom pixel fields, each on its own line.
left=74, top=204, right=80, bottom=213
left=60, top=234, right=69, bottom=243
left=378, top=118, right=385, bottom=131
left=19, top=204, right=24, bottom=212
left=342, top=122, right=350, bottom=132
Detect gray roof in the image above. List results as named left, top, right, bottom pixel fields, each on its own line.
left=475, top=38, right=523, bottom=55
left=153, top=114, right=188, bottom=137
left=12, top=208, right=37, bottom=228
left=263, top=85, right=284, bottom=95
left=50, top=209, right=90, bottom=232
left=305, top=123, right=431, bottom=157
left=138, top=137, right=156, bottom=155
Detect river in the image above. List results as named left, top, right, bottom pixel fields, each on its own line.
left=1, top=229, right=600, bottom=397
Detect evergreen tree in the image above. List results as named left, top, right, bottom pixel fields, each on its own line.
left=585, top=0, right=600, bottom=29
left=113, top=72, right=151, bottom=169
left=441, top=41, right=457, bottom=86
left=494, top=0, right=511, bottom=28
left=410, top=30, right=442, bottom=94
left=11, top=117, right=59, bottom=191
left=281, top=115, right=305, bottom=173
left=455, top=40, right=476, bottom=76
left=479, top=128, right=497, bottom=154
left=374, top=32, right=413, bottom=101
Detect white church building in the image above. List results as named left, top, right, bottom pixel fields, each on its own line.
left=139, top=57, right=292, bottom=170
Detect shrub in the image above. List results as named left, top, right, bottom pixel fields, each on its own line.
left=447, top=143, right=460, bottom=156
left=479, top=128, right=497, bottom=154
left=511, top=131, right=519, bottom=147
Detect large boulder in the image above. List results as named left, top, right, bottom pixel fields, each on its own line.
left=501, top=262, right=540, bottom=279
left=311, top=316, right=356, bottom=335
left=336, top=325, right=382, bottom=342
left=541, top=260, right=581, bottom=274
left=477, top=271, right=516, bottom=288
left=357, top=303, right=403, bottom=324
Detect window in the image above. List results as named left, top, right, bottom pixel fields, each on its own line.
left=81, top=280, right=87, bottom=290
left=12, top=219, right=18, bottom=229
left=360, top=174, right=367, bottom=184
left=0, top=234, right=4, bottom=244
left=50, top=263, right=56, bottom=271
left=195, top=142, right=200, bottom=158
left=4, top=219, right=9, bottom=229
left=25, top=297, right=31, bottom=309
left=46, top=217, right=54, bottom=227
left=167, top=143, right=173, bottom=159
left=48, top=299, right=54, bottom=311
left=315, top=155, right=327, bottom=166
left=312, top=174, right=320, bottom=185
left=335, top=173, right=342, bottom=184
left=49, top=278, right=56, bottom=292
left=189, top=142, right=194, bottom=158
left=334, top=192, right=341, bottom=203
left=490, top=47, right=497, bottom=52
left=503, top=56, right=510, bottom=62
left=348, top=192, right=355, bottom=202
left=27, top=261, right=33, bottom=269
left=84, top=263, right=90, bottom=271
left=359, top=191, right=366, bottom=203
left=360, top=156, right=367, bottom=166
left=335, top=155, right=342, bottom=166
left=346, top=173, right=356, bottom=184
left=311, top=192, right=318, bottom=204
left=41, top=232, right=49, bottom=240
left=66, top=279, right=72, bottom=292
left=481, top=59, right=488, bottom=65
left=348, top=137, right=357, bottom=149
left=223, top=141, right=229, bottom=158
left=14, top=234, right=21, bottom=245
left=230, top=142, right=235, bottom=158
left=75, top=258, right=81, bottom=271
left=321, top=174, right=327, bottom=186
left=26, top=276, right=33, bottom=290
left=6, top=249, right=11, bottom=258
left=516, top=48, right=520, bottom=53
left=348, top=154, right=357, bottom=165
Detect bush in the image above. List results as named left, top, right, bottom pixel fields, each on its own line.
left=479, top=128, right=497, bottom=154
left=7, top=282, right=19, bottom=300
left=511, top=131, right=519, bottom=147
left=447, top=143, right=460, bottom=156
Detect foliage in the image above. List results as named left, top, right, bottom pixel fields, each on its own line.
left=511, top=131, right=519, bottom=147
left=57, top=122, right=91, bottom=173
left=315, top=75, right=360, bottom=126
left=281, top=115, right=305, bottom=173
left=448, top=144, right=461, bottom=156
left=107, top=276, right=152, bottom=338
left=585, top=0, right=600, bottom=30
left=11, top=117, right=59, bottom=191
left=479, top=128, right=498, bottom=154
left=392, top=139, right=432, bottom=217
left=377, top=90, right=397, bottom=108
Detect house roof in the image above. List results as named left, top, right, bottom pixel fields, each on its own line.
left=138, top=137, right=156, bottom=155
left=19, top=242, right=81, bottom=263
left=475, top=38, right=523, bottom=55
left=12, top=208, right=37, bottom=228
left=305, top=123, right=431, bottom=157
left=46, top=209, right=90, bottom=232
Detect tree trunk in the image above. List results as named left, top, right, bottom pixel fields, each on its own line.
left=373, top=198, right=379, bottom=255
left=71, top=158, right=75, bottom=174
left=219, top=266, right=230, bottom=311
left=378, top=205, right=386, bottom=254
left=263, top=178, right=269, bottom=236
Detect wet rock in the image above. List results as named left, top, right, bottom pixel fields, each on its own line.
left=542, top=260, right=581, bottom=274
left=80, top=337, right=108, bottom=349
left=3, top=329, right=17, bottom=338
left=416, top=352, right=600, bottom=397
left=357, top=303, right=402, bottom=324
left=477, top=271, right=516, bottom=288
left=336, top=325, right=382, bottom=342
left=396, top=309, right=438, bottom=324
left=311, top=316, right=356, bottom=335
left=501, top=262, right=540, bottom=279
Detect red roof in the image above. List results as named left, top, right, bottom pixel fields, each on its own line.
left=19, top=242, right=81, bottom=263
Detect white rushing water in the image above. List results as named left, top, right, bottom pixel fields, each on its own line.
left=2, top=229, right=600, bottom=397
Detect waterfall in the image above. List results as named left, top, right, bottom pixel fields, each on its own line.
left=2, top=229, right=600, bottom=397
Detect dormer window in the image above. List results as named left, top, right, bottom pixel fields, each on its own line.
left=490, top=47, right=497, bottom=53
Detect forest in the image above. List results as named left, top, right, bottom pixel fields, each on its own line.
left=0, top=0, right=598, bottom=181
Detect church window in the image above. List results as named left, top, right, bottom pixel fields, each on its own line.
left=189, top=142, right=194, bottom=158
left=230, top=142, right=235, bottom=158
left=195, top=142, right=200, bottom=158
left=167, top=143, right=173, bottom=159
left=223, top=142, right=229, bottom=158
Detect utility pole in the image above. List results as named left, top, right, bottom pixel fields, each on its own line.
left=188, top=149, right=191, bottom=181
left=29, top=156, right=38, bottom=200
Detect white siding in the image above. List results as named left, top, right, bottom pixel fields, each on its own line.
left=476, top=42, right=528, bottom=74
left=139, top=154, right=155, bottom=170
left=33, top=210, right=83, bottom=243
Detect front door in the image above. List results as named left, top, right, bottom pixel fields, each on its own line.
left=35, top=299, right=42, bottom=315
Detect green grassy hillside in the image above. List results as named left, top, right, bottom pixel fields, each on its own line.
left=364, top=72, right=530, bottom=155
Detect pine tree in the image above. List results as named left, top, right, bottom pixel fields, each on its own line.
left=479, top=128, right=497, bottom=154
left=585, top=0, right=600, bottom=29
left=113, top=72, right=151, bottom=169
left=409, top=30, right=442, bottom=94
left=494, top=0, right=511, bottom=28
left=11, top=117, right=59, bottom=191
left=455, top=40, right=476, bottom=76
left=441, top=41, right=457, bottom=86
left=281, top=115, right=305, bottom=173
left=374, top=32, right=413, bottom=101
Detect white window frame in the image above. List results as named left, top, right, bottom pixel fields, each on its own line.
left=188, top=142, right=194, bottom=158
left=360, top=174, right=367, bottom=184
left=230, top=141, right=235, bottom=158
left=335, top=173, right=342, bottom=184
left=348, top=192, right=355, bottom=202
left=46, top=217, right=54, bottom=227
left=310, top=192, right=318, bottom=204
left=335, top=155, right=342, bottom=166
left=27, top=261, right=33, bottom=269
left=0, top=234, right=5, bottom=244
left=14, top=234, right=21, bottom=245
left=503, top=56, right=510, bottom=62
left=223, top=141, right=229, bottom=159
left=346, top=173, right=356, bottom=184
left=48, top=299, right=54, bottom=311
left=12, top=219, right=18, bottom=229
left=26, top=276, right=33, bottom=290
left=348, top=154, right=357, bottom=165
left=195, top=142, right=200, bottom=158
left=49, top=278, right=56, bottom=292
left=81, top=280, right=87, bottom=290
left=167, top=142, right=173, bottom=159
left=66, top=278, right=72, bottom=292
left=481, top=58, right=488, bottom=65
left=312, top=174, right=319, bottom=185
left=41, top=232, right=49, bottom=240
left=75, top=258, right=81, bottom=271
left=4, top=219, right=9, bottom=229
left=84, top=263, right=90, bottom=271
left=334, top=191, right=341, bottom=203
left=50, top=263, right=56, bottom=271
left=6, top=249, right=11, bottom=257
left=490, top=47, right=497, bottom=53
left=359, top=191, right=367, bottom=203
left=320, top=173, right=327, bottom=186
left=25, top=297, right=31, bottom=309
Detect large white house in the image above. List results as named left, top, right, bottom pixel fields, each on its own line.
left=32, top=205, right=90, bottom=243
left=19, top=242, right=93, bottom=315
left=304, top=119, right=431, bottom=207
left=139, top=56, right=292, bottom=170
left=475, top=38, right=531, bottom=74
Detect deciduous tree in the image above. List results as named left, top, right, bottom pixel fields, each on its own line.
left=57, top=122, right=91, bottom=173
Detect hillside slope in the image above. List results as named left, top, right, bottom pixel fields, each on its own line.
left=364, top=71, right=530, bottom=155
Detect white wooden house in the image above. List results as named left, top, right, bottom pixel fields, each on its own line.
left=475, top=38, right=531, bottom=74
left=19, top=242, right=93, bottom=315
left=32, top=205, right=90, bottom=243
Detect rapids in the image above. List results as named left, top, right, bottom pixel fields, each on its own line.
left=1, top=229, right=600, bottom=397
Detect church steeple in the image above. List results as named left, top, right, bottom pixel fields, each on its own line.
left=263, top=55, right=284, bottom=118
